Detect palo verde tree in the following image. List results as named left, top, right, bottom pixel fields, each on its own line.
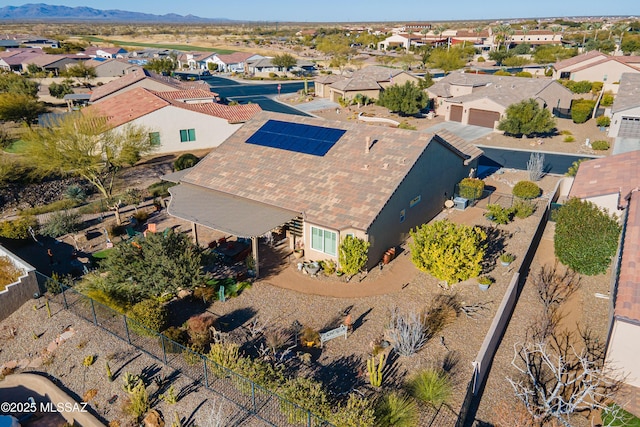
left=0, top=93, right=47, bottom=125
left=554, top=198, right=621, bottom=275
left=144, top=56, right=177, bottom=75
left=497, top=99, right=556, bottom=137
left=62, top=61, right=97, bottom=88
left=22, top=111, right=156, bottom=224
left=338, top=235, right=370, bottom=277
left=409, top=219, right=487, bottom=286
left=377, top=81, right=429, bottom=116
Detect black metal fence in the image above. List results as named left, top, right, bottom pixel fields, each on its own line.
left=37, top=272, right=333, bottom=427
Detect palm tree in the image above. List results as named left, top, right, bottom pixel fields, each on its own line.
left=592, top=22, right=603, bottom=41
left=475, top=26, right=485, bottom=44
left=550, top=25, right=563, bottom=44
left=580, top=22, right=592, bottom=47
left=492, top=24, right=512, bottom=51
left=521, top=25, right=530, bottom=44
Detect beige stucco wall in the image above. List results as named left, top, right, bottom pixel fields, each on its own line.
left=609, top=105, right=640, bottom=138
left=571, top=62, right=640, bottom=84
left=606, top=318, right=640, bottom=387
left=553, top=54, right=608, bottom=79
left=456, top=97, right=504, bottom=127
left=301, top=222, right=367, bottom=265
left=585, top=194, right=622, bottom=218
left=118, top=106, right=241, bottom=154
left=0, top=247, right=39, bottom=323
left=448, top=84, right=476, bottom=97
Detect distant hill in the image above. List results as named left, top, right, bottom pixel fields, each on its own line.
left=0, top=3, right=233, bottom=23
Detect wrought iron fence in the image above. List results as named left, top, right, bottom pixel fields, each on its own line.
left=37, top=272, right=333, bottom=427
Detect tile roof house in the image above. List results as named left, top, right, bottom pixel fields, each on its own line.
left=165, top=111, right=482, bottom=275
left=567, top=152, right=640, bottom=414
left=246, top=57, right=316, bottom=76
left=608, top=73, right=640, bottom=141
left=212, top=52, right=262, bottom=73
left=83, top=58, right=142, bottom=78
left=89, top=69, right=213, bottom=103
left=553, top=51, right=640, bottom=82
left=427, top=72, right=574, bottom=129
left=314, top=65, right=420, bottom=103
left=86, top=87, right=261, bottom=154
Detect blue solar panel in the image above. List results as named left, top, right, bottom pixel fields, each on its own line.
left=246, top=119, right=346, bottom=156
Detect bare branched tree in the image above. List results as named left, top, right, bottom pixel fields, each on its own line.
left=507, top=334, right=623, bottom=427
left=533, top=263, right=581, bottom=310
left=204, top=398, right=230, bottom=427
left=386, top=308, right=427, bottom=357
left=527, top=152, right=546, bottom=181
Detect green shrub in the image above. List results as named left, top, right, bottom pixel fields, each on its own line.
left=40, top=210, right=82, bottom=238
left=514, top=71, right=533, bottom=78
left=398, top=121, right=417, bottom=130
left=512, top=180, right=541, bottom=199
left=596, top=116, right=611, bottom=127
left=20, top=199, right=77, bottom=216
left=407, top=369, right=452, bottom=406
left=591, top=81, right=603, bottom=94
left=0, top=256, right=23, bottom=291
left=545, top=68, right=553, bottom=77
left=163, top=326, right=188, bottom=353
left=65, top=185, right=87, bottom=203
left=173, top=153, right=200, bottom=171
left=513, top=199, right=536, bottom=218
left=279, top=377, right=329, bottom=423
left=147, top=181, right=176, bottom=198
left=559, top=130, right=572, bottom=135
left=565, top=158, right=588, bottom=177
left=600, top=91, right=615, bottom=107
left=564, top=80, right=592, bottom=94
left=458, top=177, right=485, bottom=200
left=554, top=198, right=621, bottom=275
left=476, top=56, right=486, bottom=62
left=48, top=82, right=74, bottom=99
left=0, top=216, right=38, bottom=239
left=477, top=276, right=493, bottom=285
left=330, top=394, right=375, bottom=427
left=374, top=392, right=418, bottom=427
left=571, top=99, right=596, bottom=124
left=563, top=135, right=575, bottom=142
left=494, top=70, right=512, bottom=76
left=127, top=299, right=167, bottom=334
left=485, top=204, right=515, bottom=224
left=591, top=140, right=610, bottom=151
left=338, top=235, right=370, bottom=276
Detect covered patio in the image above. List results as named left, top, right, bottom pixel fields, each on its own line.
left=166, top=182, right=300, bottom=278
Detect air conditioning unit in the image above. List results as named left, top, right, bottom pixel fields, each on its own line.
left=453, top=197, right=469, bottom=210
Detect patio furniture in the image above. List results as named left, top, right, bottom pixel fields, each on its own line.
left=213, top=240, right=250, bottom=264
left=125, top=227, right=142, bottom=239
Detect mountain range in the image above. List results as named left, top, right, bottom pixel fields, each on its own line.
left=0, top=3, right=232, bottom=23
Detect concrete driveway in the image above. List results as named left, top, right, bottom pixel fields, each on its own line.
left=422, top=121, right=494, bottom=142
left=290, top=98, right=339, bottom=113
left=613, top=137, right=640, bottom=155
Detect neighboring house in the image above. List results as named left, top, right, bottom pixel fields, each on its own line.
left=89, top=69, right=212, bottom=103
left=211, top=52, right=262, bottom=73
left=87, top=87, right=261, bottom=154
left=84, top=58, right=142, bottom=78
left=0, top=50, right=42, bottom=72
left=314, top=65, right=420, bottom=103
left=0, top=35, right=59, bottom=49
left=427, top=72, right=574, bottom=129
left=81, top=46, right=128, bottom=59
left=22, top=54, right=90, bottom=75
left=608, top=73, right=640, bottom=140
left=567, top=152, right=640, bottom=416
left=176, top=51, right=218, bottom=70
left=507, top=29, right=563, bottom=46
left=377, top=34, right=419, bottom=51
left=123, top=48, right=174, bottom=65
left=553, top=51, right=640, bottom=82
left=246, top=57, right=315, bottom=76
left=164, top=111, right=481, bottom=275
left=450, top=30, right=492, bottom=50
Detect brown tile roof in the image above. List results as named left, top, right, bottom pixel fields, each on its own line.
left=86, top=87, right=169, bottom=128
left=553, top=50, right=608, bottom=71
left=612, top=73, right=640, bottom=114
left=150, top=89, right=216, bottom=101
left=569, top=151, right=640, bottom=208
left=569, top=57, right=640, bottom=74
left=171, top=101, right=262, bottom=123
left=214, top=52, right=255, bottom=64
left=89, top=68, right=149, bottom=102
left=615, top=191, right=640, bottom=322
left=314, top=74, right=344, bottom=84
left=330, top=76, right=381, bottom=92
left=180, top=111, right=482, bottom=231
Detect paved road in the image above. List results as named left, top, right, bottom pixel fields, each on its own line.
left=202, top=76, right=310, bottom=116
left=476, top=145, right=601, bottom=175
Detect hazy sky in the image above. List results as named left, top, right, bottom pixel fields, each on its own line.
left=5, top=0, right=638, bottom=22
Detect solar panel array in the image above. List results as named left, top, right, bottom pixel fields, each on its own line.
left=246, top=119, right=346, bottom=156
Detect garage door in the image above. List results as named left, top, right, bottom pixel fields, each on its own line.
left=619, top=116, right=640, bottom=138
left=468, top=109, right=500, bottom=128
left=450, top=105, right=463, bottom=122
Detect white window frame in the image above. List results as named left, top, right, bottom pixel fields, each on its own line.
left=310, top=226, right=337, bottom=256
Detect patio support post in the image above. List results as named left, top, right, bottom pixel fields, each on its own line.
left=251, top=236, right=259, bottom=278
left=191, top=222, right=198, bottom=246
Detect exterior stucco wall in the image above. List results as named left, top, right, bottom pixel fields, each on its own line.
left=606, top=318, right=640, bottom=387
left=448, top=85, right=476, bottom=97
left=341, top=89, right=380, bottom=102
left=585, top=194, right=622, bottom=218
left=301, top=223, right=367, bottom=266
left=366, top=139, right=477, bottom=269
left=609, top=105, right=640, bottom=138
left=553, top=55, right=608, bottom=79
left=118, top=106, right=241, bottom=154
left=0, top=247, right=39, bottom=323
left=571, top=62, right=640, bottom=84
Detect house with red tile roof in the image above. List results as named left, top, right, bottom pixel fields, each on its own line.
left=164, top=111, right=482, bottom=275
left=89, top=69, right=213, bottom=103
left=85, top=87, right=261, bottom=154
left=553, top=51, right=640, bottom=82
left=567, top=151, right=640, bottom=415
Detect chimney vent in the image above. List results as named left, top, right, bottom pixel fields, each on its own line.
left=365, top=136, right=371, bottom=154
left=362, top=164, right=369, bottom=170
left=382, top=163, right=389, bottom=170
